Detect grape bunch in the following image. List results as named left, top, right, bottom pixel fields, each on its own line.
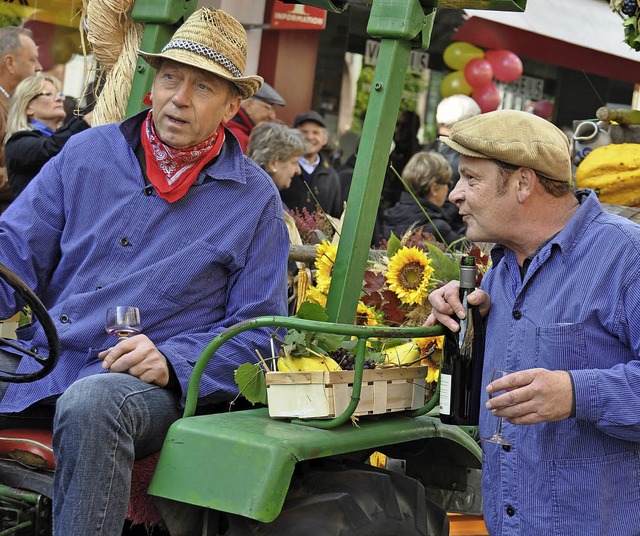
left=622, top=0, right=639, bottom=16
left=329, top=348, right=377, bottom=370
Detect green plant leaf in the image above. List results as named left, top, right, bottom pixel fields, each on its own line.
left=426, top=243, right=460, bottom=283
left=234, top=363, right=267, bottom=405
left=295, top=301, right=328, bottom=321
left=314, top=332, right=346, bottom=352
left=386, top=232, right=403, bottom=258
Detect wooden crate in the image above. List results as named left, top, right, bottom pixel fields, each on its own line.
left=266, top=366, right=428, bottom=419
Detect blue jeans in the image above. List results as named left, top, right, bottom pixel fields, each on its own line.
left=52, top=373, right=182, bottom=535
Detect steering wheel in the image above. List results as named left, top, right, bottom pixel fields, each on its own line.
left=0, top=263, right=59, bottom=382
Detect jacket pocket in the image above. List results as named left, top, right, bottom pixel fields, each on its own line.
left=535, top=322, right=587, bottom=369
left=549, top=450, right=640, bottom=535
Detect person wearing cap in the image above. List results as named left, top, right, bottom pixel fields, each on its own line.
left=426, top=110, right=640, bottom=535
left=281, top=110, right=342, bottom=218
left=226, top=81, right=286, bottom=153
left=0, top=7, right=288, bottom=533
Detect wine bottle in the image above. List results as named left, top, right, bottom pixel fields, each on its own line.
left=439, top=255, right=485, bottom=426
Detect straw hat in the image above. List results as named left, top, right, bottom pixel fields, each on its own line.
left=138, top=8, right=262, bottom=99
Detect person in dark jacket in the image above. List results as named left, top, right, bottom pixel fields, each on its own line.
left=226, top=82, right=285, bottom=153
left=281, top=110, right=342, bottom=218
left=4, top=73, right=92, bottom=198
left=382, top=151, right=465, bottom=248
left=424, top=95, right=480, bottom=233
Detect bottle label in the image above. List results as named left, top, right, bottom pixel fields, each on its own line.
left=440, top=373, right=452, bottom=415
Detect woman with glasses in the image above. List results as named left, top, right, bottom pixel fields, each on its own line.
left=381, top=150, right=467, bottom=248
left=4, top=73, right=92, bottom=198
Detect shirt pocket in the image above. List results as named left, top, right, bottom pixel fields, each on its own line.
left=148, top=239, right=232, bottom=307
left=535, top=322, right=587, bottom=369
left=549, top=450, right=640, bottom=535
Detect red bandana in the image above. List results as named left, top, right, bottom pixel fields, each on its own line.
left=140, top=112, right=225, bottom=203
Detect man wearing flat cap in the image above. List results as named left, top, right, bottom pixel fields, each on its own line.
left=281, top=110, right=342, bottom=218
left=0, top=7, right=288, bottom=533
left=427, top=110, right=640, bottom=535
left=227, top=81, right=286, bottom=153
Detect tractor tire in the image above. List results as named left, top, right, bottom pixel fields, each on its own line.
left=223, top=461, right=449, bottom=536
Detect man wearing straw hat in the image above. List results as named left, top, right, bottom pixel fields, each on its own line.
left=426, top=110, right=640, bottom=535
left=0, top=8, right=288, bottom=534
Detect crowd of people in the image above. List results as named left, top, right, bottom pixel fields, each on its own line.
left=1, top=6, right=638, bottom=536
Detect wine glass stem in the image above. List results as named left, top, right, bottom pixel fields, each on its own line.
left=496, top=417, right=504, bottom=437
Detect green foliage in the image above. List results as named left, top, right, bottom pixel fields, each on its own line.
left=425, top=243, right=460, bottom=284
left=234, top=363, right=267, bottom=405
left=385, top=232, right=403, bottom=258
left=352, top=66, right=428, bottom=135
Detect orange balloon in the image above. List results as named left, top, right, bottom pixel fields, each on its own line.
left=443, top=42, right=484, bottom=71
left=441, top=71, right=473, bottom=98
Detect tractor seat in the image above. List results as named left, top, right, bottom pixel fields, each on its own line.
left=0, top=428, right=163, bottom=527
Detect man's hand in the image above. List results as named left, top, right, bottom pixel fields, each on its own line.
left=424, top=280, right=491, bottom=331
left=98, top=334, right=169, bottom=387
left=486, top=368, right=574, bottom=424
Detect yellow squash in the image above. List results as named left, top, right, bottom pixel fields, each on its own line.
left=575, top=143, right=640, bottom=206
left=381, top=341, right=421, bottom=367
left=277, top=355, right=342, bottom=372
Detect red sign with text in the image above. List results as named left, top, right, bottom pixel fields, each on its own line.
left=270, top=2, right=327, bottom=30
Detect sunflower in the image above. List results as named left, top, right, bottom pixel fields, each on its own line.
left=426, top=365, right=440, bottom=384
left=305, top=285, right=327, bottom=307
left=314, top=240, right=337, bottom=293
left=385, top=247, right=434, bottom=305
left=356, top=302, right=380, bottom=326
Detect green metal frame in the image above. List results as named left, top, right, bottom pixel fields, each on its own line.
left=142, top=0, right=527, bottom=526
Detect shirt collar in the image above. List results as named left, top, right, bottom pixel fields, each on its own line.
left=491, top=189, right=598, bottom=270
left=29, top=118, right=55, bottom=136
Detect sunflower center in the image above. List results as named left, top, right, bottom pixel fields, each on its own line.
left=398, top=262, right=424, bottom=290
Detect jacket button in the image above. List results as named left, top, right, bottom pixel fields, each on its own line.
left=502, top=444, right=511, bottom=452
left=119, top=237, right=130, bottom=247
left=59, top=314, right=69, bottom=323
left=506, top=505, right=515, bottom=517
left=96, top=285, right=103, bottom=290
left=512, top=310, right=522, bottom=320
left=143, top=186, right=153, bottom=196
left=30, top=346, right=38, bottom=354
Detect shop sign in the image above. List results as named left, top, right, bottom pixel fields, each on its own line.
left=502, top=75, right=544, bottom=100
left=270, top=1, right=327, bottom=30
left=364, top=39, right=429, bottom=72
left=0, top=0, right=81, bottom=28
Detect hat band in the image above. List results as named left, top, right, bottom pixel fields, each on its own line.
left=161, top=39, right=243, bottom=78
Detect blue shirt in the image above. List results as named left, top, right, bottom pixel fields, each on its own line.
left=480, top=190, right=640, bottom=535
left=0, top=111, right=289, bottom=411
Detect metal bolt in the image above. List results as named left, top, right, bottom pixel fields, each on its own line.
left=374, top=82, right=383, bottom=91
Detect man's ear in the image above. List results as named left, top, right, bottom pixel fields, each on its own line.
left=516, top=167, right=536, bottom=202
left=222, top=95, right=242, bottom=124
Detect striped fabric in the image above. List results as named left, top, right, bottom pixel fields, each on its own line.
left=480, top=190, right=640, bottom=535
left=0, top=111, right=289, bottom=412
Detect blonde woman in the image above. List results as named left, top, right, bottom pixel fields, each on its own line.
left=4, top=73, right=92, bottom=198
left=382, top=150, right=466, bottom=247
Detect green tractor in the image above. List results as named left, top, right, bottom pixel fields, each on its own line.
left=0, top=0, right=527, bottom=534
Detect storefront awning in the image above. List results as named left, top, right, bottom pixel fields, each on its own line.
left=454, top=0, right=640, bottom=85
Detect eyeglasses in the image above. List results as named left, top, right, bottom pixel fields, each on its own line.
left=31, top=91, right=64, bottom=101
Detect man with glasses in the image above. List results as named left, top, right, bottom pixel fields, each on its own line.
left=0, top=26, right=42, bottom=212
left=227, top=81, right=285, bottom=152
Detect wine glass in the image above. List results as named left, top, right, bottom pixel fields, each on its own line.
left=105, top=306, right=141, bottom=342
left=481, top=369, right=514, bottom=446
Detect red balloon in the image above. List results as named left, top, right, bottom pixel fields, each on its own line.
left=463, top=58, right=493, bottom=89
left=472, top=83, right=501, bottom=113
left=485, top=49, right=523, bottom=83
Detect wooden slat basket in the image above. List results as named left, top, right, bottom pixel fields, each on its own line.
left=266, top=366, right=428, bottom=419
